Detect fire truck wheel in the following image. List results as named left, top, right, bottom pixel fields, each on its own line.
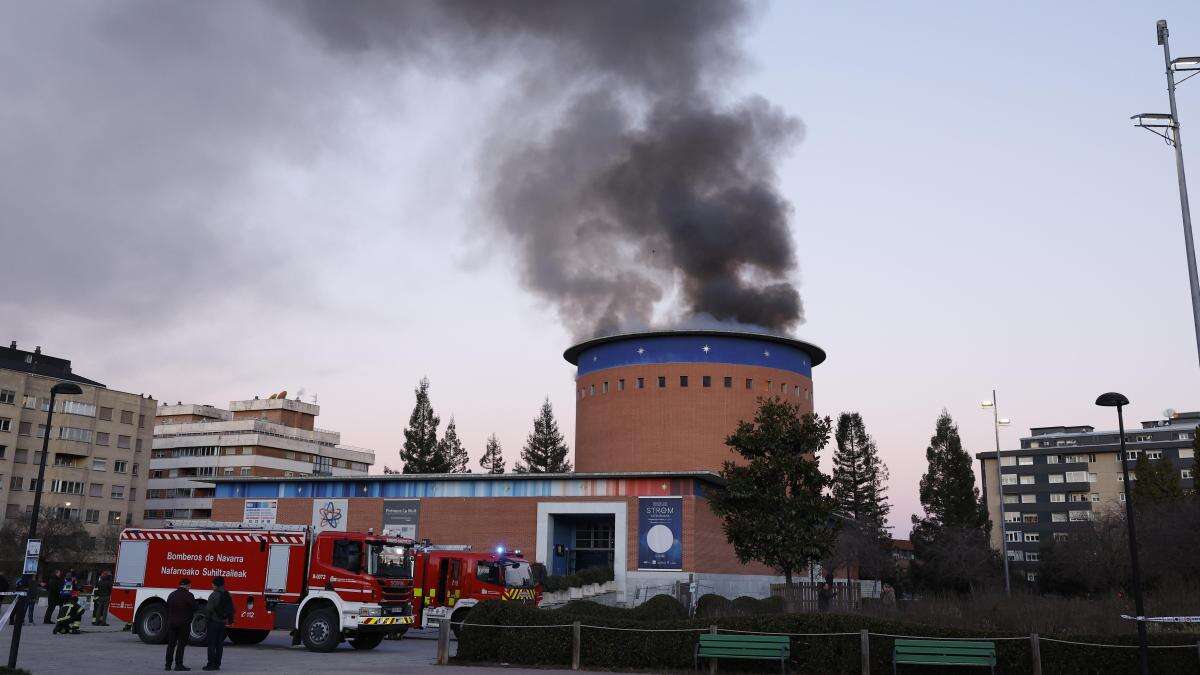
left=227, top=629, right=270, bottom=645
left=188, top=611, right=210, bottom=646
left=135, top=602, right=169, bottom=644
left=348, top=634, right=384, bottom=650
left=450, top=608, right=470, bottom=639
left=300, top=607, right=341, bottom=652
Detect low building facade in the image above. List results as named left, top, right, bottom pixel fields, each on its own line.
left=977, top=411, right=1198, bottom=583
left=146, top=396, right=374, bottom=526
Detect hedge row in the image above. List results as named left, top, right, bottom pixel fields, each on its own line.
left=695, top=593, right=785, bottom=618
left=457, top=600, right=1200, bottom=674
left=541, top=566, right=615, bottom=593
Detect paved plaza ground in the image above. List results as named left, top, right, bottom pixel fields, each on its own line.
left=6, top=601, right=574, bottom=675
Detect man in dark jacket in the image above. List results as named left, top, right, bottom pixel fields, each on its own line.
left=166, top=578, right=196, bottom=671
left=92, top=570, right=113, bottom=625
left=43, top=570, right=64, bottom=624
left=52, top=592, right=85, bottom=634
left=203, top=576, right=234, bottom=671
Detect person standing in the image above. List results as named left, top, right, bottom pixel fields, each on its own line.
left=165, top=578, right=196, bottom=672
left=202, top=576, right=234, bottom=672
left=43, top=570, right=64, bottom=624
left=92, top=570, right=113, bottom=626
left=817, top=579, right=834, bottom=612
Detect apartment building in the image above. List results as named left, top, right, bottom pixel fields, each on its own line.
left=977, top=411, right=1198, bottom=583
left=145, top=394, right=374, bottom=525
left=0, top=341, right=154, bottom=554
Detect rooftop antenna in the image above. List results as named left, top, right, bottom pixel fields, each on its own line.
left=311, top=392, right=319, bottom=404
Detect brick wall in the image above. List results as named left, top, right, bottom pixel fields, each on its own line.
left=575, top=364, right=813, bottom=473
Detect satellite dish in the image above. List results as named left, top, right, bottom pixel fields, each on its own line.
left=1164, top=408, right=1177, bottom=420
left=278, top=390, right=288, bottom=399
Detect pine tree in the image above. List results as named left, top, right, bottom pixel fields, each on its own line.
left=439, top=417, right=471, bottom=474
left=1132, top=452, right=1183, bottom=504
left=399, top=377, right=449, bottom=474
left=831, top=412, right=891, bottom=534
left=708, top=399, right=837, bottom=585
left=515, top=397, right=572, bottom=473
left=479, top=433, right=506, bottom=474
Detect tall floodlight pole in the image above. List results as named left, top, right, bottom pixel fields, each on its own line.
left=1133, top=20, right=1200, bottom=366
left=981, top=391, right=1012, bottom=596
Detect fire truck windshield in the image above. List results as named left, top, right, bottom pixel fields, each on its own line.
left=367, top=543, right=413, bottom=578
left=477, top=560, right=538, bottom=589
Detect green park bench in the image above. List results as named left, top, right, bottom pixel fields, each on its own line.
left=695, top=633, right=790, bottom=673
left=893, top=638, right=996, bottom=674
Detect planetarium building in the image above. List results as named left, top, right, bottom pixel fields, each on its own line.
left=208, top=330, right=826, bottom=602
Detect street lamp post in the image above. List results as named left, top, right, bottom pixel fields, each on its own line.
left=1096, top=392, right=1149, bottom=675
left=1132, top=19, right=1200, bottom=367
left=981, top=391, right=1013, bottom=596
left=8, top=381, right=83, bottom=669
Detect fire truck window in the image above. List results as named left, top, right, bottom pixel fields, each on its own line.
left=503, top=562, right=537, bottom=589
left=332, top=540, right=362, bottom=573
left=449, top=560, right=460, bottom=584
left=475, top=562, right=500, bottom=585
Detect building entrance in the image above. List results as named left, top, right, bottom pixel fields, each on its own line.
left=549, top=514, right=615, bottom=576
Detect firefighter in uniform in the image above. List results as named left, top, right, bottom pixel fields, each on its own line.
left=52, top=592, right=85, bottom=634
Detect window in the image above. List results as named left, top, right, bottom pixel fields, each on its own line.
left=1088, top=454, right=1098, bottom=463
left=1053, top=532, right=1069, bottom=541
left=657, top=376, right=666, bottom=388
left=92, top=459, right=106, bottom=471
left=117, top=435, right=131, bottom=449
left=0, top=390, right=13, bottom=405
left=1007, top=550, right=1024, bottom=562
left=17, top=421, right=29, bottom=436
left=120, top=410, right=134, bottom=425
left=1087, top=473, right=1097, bottom=483
left=1019, top=475, right=1035, bottom=485
left=1065, top=471, right=1088, bottom=483
left=723, top=376, right=732, bottom=388
left=223, top=467, right=235, bottom=476
left=138, top=414, right=145, bottom=429
left=96, top=432, right=109, bottom=446
left=1145, top=450, right=1162, bottom=460
left=28, top=479, right=42, bottom=492
left=636, top=377, right=644, bottom=389
left=1026, top=552, right=1041, bottom=562
left=1004, top=495, right=1019, bottom=504
left=1021, top=494, right=1036, bottom=504
left=1120, top=492, right=1127, bottom=502
left=332, top=539, right=362, bottom=572
left=1045, top=455, right=1059, bottom=464
left=61, top=401, right=96, bottom=417
left=1135, top=434, right=1152, bottom=442
left=617, top=379, right=625, bottom=391
left=0, top=446, right=5, bottom=459
left=1001, top=474, right=1017, bottom=485
left=1068, top=493, right=1089, bottom=502
left=98, top=407, right=112, bottom=421
left=679, top=375, right=688, bottom=387
left=89, top=483, right=102, bottom=497
left=1069, top=510, right=1093, bottom=522
left=1018, top=456, right=1034, bottom=466
left=1048, top=474, right=1064, bottom=484
left=1180, top=432, right=1194, bottom=441
left=111, top=485, right=125, bottom=499
left=1024, top=532, right=1040, bottom=543
left=745, top=378, right=753, bottom=389
left=1126, top=450, right=1139, bottom=460
left=1004, top=512, right=1020, bottom=523
left=588, top=384, right=594, bottom=396
left=136, top=438, right=143, bottom=451
left=1005, top=531, right=1021, bottom=543
left=114, top=460, right=127, bottom=473
left=601, top=381, right=608, bottom=394
left=8, top=477, right=20, bottom=491
left=13, top=449, right=26, bottom=464
left=702, top=376, right=711, bottom=388
left=1000, top=456, right=1016, bottom=467
left=1090, top=493, right=1101, bottom=502
left=240, top=446, right=251, bottom=455
left=85, top=509, right=99, bottom=524
left=132, top=463, right=139, bottom=476
left=1181, top=449, right=1195, bottom=459
left=107, top=511, right=121, bottom=525
left=0, top=418, right=9, bottom=433
left=50, top=480, right=83, bottom=494
left=780, top=382, right=786, bottom=393
left=58, top=426, right=92, bottom=443
left=1052, top=512, right=1067, bottom=522
left=240, top=467, right=251, bottom=476
left=1183, top=469, right=1194, bottom=480
left=1022, top=513, right=1038, bottom=524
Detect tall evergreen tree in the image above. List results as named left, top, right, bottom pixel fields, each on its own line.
left=515, top=398, right=572, bottom=473
left=399, top=377, right=449, bottom=473
left=831, top=412, right=891, bottom=534
left=910, top=410, right=995, bottom=592
left=479, top=433, right=506, bottom=474
left=439, top=417, right=471, bottom=474
left=708, top=399, right=837, bottom=585
left=1131, top=452, right=1183, bottom=504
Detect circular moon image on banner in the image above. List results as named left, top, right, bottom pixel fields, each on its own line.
left=646, top=524, right=675, bottom=554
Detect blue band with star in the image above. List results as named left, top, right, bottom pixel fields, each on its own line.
left=573, top=334, right=813, bottom=378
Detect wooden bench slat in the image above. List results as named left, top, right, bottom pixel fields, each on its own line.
left=896, top=654, right=995, bottom=666
left=894, top=639, right=995, bottom=649
left=699, top=635, right=790, bottom=644
left=896, top=645, right=995, bottom=656
left=700, top=646, right=790, bottom=654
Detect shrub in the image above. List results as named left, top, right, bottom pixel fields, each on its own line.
left=695, top=593, right=733, bottom=619
left=541, top=566, right=614, bottom=594
left=458, top=601, right=1200, bottom=674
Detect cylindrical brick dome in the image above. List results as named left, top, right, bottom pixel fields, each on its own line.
left=564, top=330, right=826, bottom=474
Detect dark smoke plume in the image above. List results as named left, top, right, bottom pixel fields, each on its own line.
left=282, top=0, right=805, bottom=338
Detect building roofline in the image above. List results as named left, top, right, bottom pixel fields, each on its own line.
left=563, top=329, right=826, bottom=367
left=208, top=470, right=725, bottom=485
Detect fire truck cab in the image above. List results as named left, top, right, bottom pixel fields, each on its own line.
left=412, top=545, right=544, bottom=636
left=110, top=523, right=415, bottom=652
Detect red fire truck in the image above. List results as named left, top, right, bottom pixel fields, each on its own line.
left=408, top=544, right=545, bottom=636
left=109, top=524, right=415, bottom=652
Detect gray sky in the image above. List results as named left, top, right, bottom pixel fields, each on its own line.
left=4, top=1, right=1200, bottom=536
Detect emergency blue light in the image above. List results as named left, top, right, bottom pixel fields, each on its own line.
left=496, top=546, right=505, bottom=555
